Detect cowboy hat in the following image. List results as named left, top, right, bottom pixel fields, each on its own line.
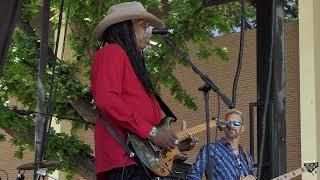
left=93, top=1, right=165, bottom=41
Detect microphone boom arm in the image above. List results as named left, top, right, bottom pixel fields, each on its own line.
left=163, top=36, right=234, bottom=109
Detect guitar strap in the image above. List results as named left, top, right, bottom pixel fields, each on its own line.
left=97, top=109, right=136, bottom=159
left=242, top=150, right=253, bottom=175
left=97, top=111, right=157, bottom=179
left=154, top=93, right=177, bottom=121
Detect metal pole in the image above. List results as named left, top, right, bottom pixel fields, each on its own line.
left=34, top=0, right=50, bottom=179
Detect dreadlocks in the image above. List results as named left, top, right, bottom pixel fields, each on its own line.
left=101, top=20, right=154, bottom=95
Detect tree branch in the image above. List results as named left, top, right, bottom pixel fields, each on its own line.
left=69, top=97, right=97, bottom=125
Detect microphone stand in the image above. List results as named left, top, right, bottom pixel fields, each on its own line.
left=163, top=36, right=234, bottom=180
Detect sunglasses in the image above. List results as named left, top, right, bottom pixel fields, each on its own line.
left=227, top=120, right=242, bottom=126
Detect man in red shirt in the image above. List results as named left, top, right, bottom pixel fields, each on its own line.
left=91, top=1, right=198, bottom=179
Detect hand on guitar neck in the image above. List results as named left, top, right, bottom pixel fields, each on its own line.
left=148, top=120, right=198, bottom=152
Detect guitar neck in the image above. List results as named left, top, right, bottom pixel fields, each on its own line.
left=271, top=167, right=306, bottom=180
left=176, top=123, right=212, bottom=141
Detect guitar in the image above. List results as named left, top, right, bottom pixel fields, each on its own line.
left=127, top=116, right=220, bottom=177
left=271, top=161, right=319, bottom=180
left=240, top=161, right=319, bottom=180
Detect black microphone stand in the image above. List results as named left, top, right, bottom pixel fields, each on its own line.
left=163, top=36, right=234, bottom=180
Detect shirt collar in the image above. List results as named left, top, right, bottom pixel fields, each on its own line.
left=220, top=137, right=244, bottom=152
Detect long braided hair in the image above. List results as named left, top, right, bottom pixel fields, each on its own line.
left=101, top=20, right=154, bottom=95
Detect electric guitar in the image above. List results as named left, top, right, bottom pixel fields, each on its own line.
left=271, top=161, right=318, bottom=180
left=240, top=161, right=318, bottom=180
left=128, top=116, right=220, bottom=177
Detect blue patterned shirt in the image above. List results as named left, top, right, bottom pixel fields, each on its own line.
left=187, top=138, right=254, bottom=180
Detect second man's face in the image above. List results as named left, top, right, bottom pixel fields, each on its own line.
left=224, top=113, right=243, bottom=139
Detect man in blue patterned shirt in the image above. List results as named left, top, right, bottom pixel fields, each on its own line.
left=186, top=109, right=255, bottom=180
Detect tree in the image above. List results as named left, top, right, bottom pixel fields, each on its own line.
left=0, top=0, right=296, bottom=179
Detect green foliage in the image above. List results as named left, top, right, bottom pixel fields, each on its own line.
left=45, top=129, right=93, bottom=178
left=0, top=134, right=6, bottom=142
left=285, top=0, right=298, bottom=21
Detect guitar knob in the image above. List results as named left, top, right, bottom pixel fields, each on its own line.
left=161, top=151, right=168, bottom=158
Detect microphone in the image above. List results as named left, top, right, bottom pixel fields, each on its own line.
left=145, top=26, right=175, bottom=38
left=216, top=117, right=230, bottom=131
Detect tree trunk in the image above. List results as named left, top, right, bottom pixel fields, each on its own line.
left=69, top=97, right=97, bottom=125
left=69, top=151, right=96, bottom=179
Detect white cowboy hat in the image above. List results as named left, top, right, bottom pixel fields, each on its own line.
left=93, top=1, right=165, bottom=41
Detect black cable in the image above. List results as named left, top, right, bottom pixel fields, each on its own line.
left=211, top=95, right=221, bottom=178
left=7, top=105, right=94, bottom=125
left=41, top=0, right=65, bottom=160
left=140, top=161, right=153, bottom=180
left=232, top=0, right=246, bottom=107
left=121, top=156, right=130, bottom=180
left=176, top=31, right=189, bottom=53
left=49, top=0, right=71, bottom=127
left=61, top=0, right=71, bottom=60
left=256, top=0, right=275, bottom=178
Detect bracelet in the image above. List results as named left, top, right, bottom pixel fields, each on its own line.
left=147, top=127, right=157, bottom=139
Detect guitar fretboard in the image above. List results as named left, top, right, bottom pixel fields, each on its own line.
left=176, top=122, right=215, bottom=142
left=271, top=167, right=306, bottom=180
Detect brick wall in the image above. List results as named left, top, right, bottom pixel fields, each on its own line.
left=0, top=129, right=34, bottom=179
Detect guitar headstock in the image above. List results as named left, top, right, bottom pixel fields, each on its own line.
left=304, top=161, right=319, bottom=173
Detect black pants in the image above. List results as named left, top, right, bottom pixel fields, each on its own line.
left=97, top=164, right=156, bottom=180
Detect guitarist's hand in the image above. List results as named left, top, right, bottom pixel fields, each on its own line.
left=178, top=120, right=199, bottom=152
left=149, top=129, right=178, bottom=151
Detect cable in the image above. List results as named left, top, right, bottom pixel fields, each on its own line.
left=121, top=155, right=130, bottom=180
left=176, top=31, right=189, bottom=53
left=232, top=0, right=246, bottom=108
left=256, top=0, right=276, bottom=178
left=7, top=107, right=94, bottom=125
left=140, top=161, right=153, bottom=180
left=41, top=0, right=66, bottom=160
left=211, top=95, right=221, bottom=178
left=49, top=0, right=72, bottom=130
left=61, top=0, right=71, bottom=60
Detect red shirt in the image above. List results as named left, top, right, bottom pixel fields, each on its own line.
left=91, top=44, right=162, bottom=174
